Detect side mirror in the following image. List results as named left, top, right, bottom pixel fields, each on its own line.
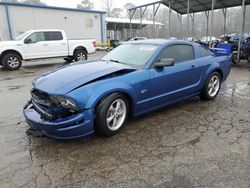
left=155, top=58, right=175, bottom=68
left=24, top=38, right=32, bottom=44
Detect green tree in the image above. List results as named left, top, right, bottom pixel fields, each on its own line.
left=77, top=0, right=94, bottom=9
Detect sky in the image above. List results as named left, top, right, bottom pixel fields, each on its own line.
left=41, top=0, right=156, bottom=10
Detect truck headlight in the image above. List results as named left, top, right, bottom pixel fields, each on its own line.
left=50, top=96, right=78, bottom=112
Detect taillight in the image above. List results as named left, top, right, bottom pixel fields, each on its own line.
left=92, top=41, right=96, bottom=48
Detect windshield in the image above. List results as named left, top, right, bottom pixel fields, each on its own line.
left=102, top=44, right=159, bottom=68
left=15, top=31, right=32, bottom=41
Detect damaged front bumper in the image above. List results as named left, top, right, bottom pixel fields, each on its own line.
left=23, top=101, right=94, bottom=140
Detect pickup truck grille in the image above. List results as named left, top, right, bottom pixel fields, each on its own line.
left=30, top=89, right=72, bottom=121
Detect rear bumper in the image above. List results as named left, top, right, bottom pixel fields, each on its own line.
left=23, top=102, right=94, bottom=140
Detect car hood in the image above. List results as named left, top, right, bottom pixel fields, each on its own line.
left=33, top=61, right=136, bottom=95
left=0, top=41, right=20, bottom=47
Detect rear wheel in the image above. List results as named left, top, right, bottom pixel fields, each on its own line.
left=73, top=49, right=87, bottom=62
left=200, top=72, right=221, bottom=100
left=2, top=53, right=22, bottom=70
left=95, top=93, right=129, bottom=136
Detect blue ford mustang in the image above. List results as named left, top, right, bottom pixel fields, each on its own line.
left=23, top=40, right=231, bottom=139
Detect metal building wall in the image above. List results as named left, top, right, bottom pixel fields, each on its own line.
left=0, top=4, right=106, bottom=42
left=0, top=5, right=9, bottom=40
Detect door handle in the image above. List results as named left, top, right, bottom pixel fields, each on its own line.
left=61, top=43, right=66, bottom=45
left=43, top=44, right=48, bottom=46
left=191, top=65, right=195, bottom=68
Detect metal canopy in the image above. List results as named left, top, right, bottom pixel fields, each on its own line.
left=129, top=0, right=250, bottom=15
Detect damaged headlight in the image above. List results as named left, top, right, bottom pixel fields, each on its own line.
left=50, top=96, right=79, bottom=112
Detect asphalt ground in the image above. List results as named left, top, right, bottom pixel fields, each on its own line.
left=0, top=52, right=250, bottom=187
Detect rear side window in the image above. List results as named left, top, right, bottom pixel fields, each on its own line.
left=199, top=46, right=212, bottom=57
left=45, top=32, right=63, bottom=41
left=159, top=44, right=195, bottom=63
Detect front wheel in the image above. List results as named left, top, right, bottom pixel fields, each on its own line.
left=95, top=93, right=129, bottom=136
left=200, top=72, right=221, bottom=100
left=2, top=53, right=22, bottom=70
left=73, top=50, right=87, bottom=62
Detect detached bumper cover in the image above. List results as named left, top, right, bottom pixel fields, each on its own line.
left=23, top=102, right=94, bottom=139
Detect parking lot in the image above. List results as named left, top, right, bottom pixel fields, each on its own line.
left=0, top=52, right=250, bottom=187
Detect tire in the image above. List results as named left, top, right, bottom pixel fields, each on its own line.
left=64, top=57, right=74, bottom=63
left=2, top=53, right=22, bottom=70
left=246, top=55, right=250, bottom=63
left=200, top=72, right=221, bottom=100
left=95, top=93, right=129, bottom=136
left=231, top=53, right=238, bottom=64
left=73, top=49, right=87, bottom=62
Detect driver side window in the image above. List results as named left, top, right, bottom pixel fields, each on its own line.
left=26, top=32, right=45, bottom=43
left=159, top=44, right=195, bottom=63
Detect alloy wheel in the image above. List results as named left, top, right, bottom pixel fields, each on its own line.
left=208, top=75, right=220, bottom=97
left=106, top=99, right=127, bottom=131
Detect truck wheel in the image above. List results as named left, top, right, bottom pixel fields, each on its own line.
left=2, top=53, right=22, bottom=70
left=64, top=57, right=74, bottom=63
left=74, top=50, right=87, bottom=61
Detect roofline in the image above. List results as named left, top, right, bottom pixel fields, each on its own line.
left=127, top=0, right=163, bottom=11
left=0, top=2, right=106, bottom=14
left=128, top=0, right=250, bottom=15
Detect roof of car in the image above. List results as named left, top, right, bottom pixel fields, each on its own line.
left=131, top=39, right=197, bottom=46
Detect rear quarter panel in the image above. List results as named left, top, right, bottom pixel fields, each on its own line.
left=68, top=39, right=96, bottom=55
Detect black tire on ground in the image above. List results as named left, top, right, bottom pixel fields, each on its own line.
left=95, top=93, right=129, bottom=137
left=231, top=53, right=239, bottom=64
left=64, top=57, right=74, bottom=63
left=2, top=53, right=22, bottom=70
left=246, top=55, right=250, bottom=63
left=73, top=49, right=87, bottom=62
left=200, top=72, right=221, bottom=101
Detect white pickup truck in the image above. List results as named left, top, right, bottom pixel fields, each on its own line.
left=0, top=30, right=96, bottom=70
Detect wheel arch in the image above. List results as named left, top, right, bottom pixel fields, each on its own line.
left=93, top=90, right=135, bottom=116
left=0, top=49, right=23, bottom=62
left=73, top=46, right=88, bottom=54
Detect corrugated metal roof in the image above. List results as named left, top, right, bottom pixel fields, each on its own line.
left=106, top=17, right=164, bottom=30
left=0, top=1, right=106, bottom=14
left=129, top=0, right=250, bottom=15
left=106, top=17, right=164, bottom=26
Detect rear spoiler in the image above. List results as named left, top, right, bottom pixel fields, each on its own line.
left=210, top=48, right=229, bottom=56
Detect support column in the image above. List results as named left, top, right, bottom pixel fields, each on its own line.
left=153, top=4, right=156, bottom=38
left=168, top=1, right=172, bottom=38
left=140, top=7, right=142, bottom=37
left=129, top=10, right=132, bottom=38
left=237, top=0, right=246, bottom=63
left=4, top=5, right=12, bottom=40
left=129, top=9, right=136, bottom=38
left=205, top=11, right=209, bottom=42
left=177, top=14, right=182, bottom=39
left=190, top=13, right=195, bottom=40
left=222, top=8, right=227, bottom=36
left=209, top=0, right=215, bottom=47
left=186, top=0, right=190, bottom=39
left=114, top=23, right=117, bottom=40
